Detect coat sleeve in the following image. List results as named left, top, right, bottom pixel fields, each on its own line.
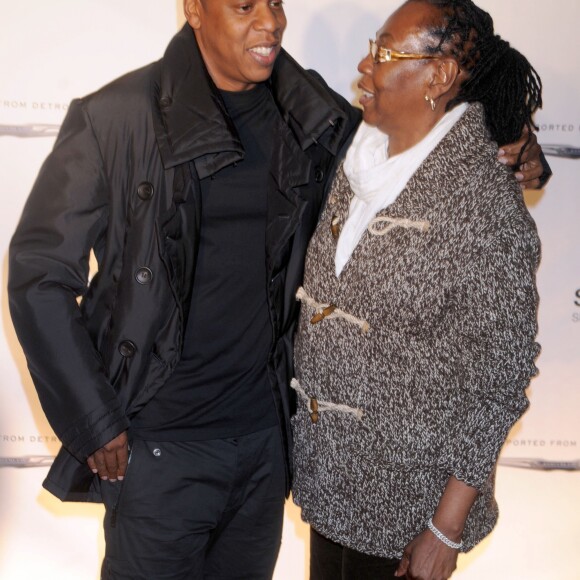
left=8, top=99, right=130, bottom=462
left=446, top=200, right=541, bottom=490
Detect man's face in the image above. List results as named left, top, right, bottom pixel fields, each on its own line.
left=185, top=0, right=287, bottom=92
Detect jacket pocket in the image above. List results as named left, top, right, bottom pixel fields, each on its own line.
left=101, top=440, right=136, bottom=528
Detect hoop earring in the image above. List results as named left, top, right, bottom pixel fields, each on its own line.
left=424, top=94, right=436, bottom=112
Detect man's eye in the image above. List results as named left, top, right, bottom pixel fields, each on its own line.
left=239, top=3, right=252, bottom=12
left=270, top=1, right=284, bottom=7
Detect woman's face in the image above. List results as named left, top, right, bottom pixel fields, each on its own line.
left=358, top=1, right=442, bottom=140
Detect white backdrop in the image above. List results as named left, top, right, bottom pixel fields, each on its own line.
left=1, top=1, right=579, bottom=579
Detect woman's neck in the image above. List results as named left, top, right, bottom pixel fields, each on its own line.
left=387, top=113, right=444, bottom=157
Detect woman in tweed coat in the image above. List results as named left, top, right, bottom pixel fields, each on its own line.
left=291, top=1, right=542, bottom=578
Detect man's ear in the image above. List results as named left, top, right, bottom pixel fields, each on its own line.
left=184, top=0, right=202, bottom=30
left=429, top=59, right=461, bottom=101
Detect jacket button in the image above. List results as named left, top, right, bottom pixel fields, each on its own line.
left=118, top=341, right=137, bottom=358
left=135, top=267, right=153, bottom=285
left=137, top=182, right=154, bottom=200
left=314, top=167, right=325, bottom=183
left=159, top=96, right=172, bottom=108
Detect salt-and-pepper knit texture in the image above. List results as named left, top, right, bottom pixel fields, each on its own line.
left=291, top=103, right=541, bottom=559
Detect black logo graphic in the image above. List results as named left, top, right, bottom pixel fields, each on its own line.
left=0, top=455, right=54, bottom=467
left=498, top=457, right=580, bottom=471
left=541, top=144, right=580, bottom=159
left=0, top=124, right=60, bottom=138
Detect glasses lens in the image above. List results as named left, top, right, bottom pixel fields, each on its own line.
left=369, top=39, right=377, bottom=61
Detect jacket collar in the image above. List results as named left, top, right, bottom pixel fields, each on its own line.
left=152, top=24, right=349, bottom=176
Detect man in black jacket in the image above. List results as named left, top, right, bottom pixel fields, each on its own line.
left=8, top=1, right=547, bottom=578
left=9, top=2, right=361, bottom=577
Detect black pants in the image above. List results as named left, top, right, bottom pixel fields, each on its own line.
left=101, top=426, right=285, bottom=579
left=310, top=528, right=401, bottom=580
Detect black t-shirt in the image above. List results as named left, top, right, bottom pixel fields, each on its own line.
left=132, top=84, right=280, bottom=440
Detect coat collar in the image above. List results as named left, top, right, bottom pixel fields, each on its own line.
left=152, top=24, right=350, bottom=177
left=403, top=103, right=496, bottom=207
left=371, top=103, right=499, bottom=221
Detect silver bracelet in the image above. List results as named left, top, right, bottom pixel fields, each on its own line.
left=427, top=518, right=463, bottom=550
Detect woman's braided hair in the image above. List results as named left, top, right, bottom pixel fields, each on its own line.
left=409, top=0, right=542, bottom=147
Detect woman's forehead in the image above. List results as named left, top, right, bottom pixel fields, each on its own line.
left=376, top=4, right=441, bottom=46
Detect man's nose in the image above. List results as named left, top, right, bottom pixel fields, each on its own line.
left=254, top=5, right=281, bottom=33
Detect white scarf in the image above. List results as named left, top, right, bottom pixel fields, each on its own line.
left=336, top=103, right=468, bottom=276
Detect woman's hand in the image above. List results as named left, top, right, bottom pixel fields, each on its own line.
left=395, top=476, right=477, bottom=579
left=395, top=528, right=459, bottom=580
left=498, top=128, right=545, bottom=190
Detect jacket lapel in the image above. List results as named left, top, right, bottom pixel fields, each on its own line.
left=151, top=25, right=244, bottom=177
left=151, top=24, right=353, bottom=281
left=151, top=25, right=350, bottom=177
left=270, top=51, right=350, bottom=157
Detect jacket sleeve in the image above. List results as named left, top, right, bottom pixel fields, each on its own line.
left=538, top=150, right=552, bottom=188
left=8, top=99, right=130, bottom=462
left=446, top=202, right=541, bottom=490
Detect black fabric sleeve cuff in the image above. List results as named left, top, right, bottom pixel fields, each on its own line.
left=538, top=151, right=552, bottom=188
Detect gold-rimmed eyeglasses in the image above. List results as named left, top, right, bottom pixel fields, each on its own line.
left=369, top=39, right=440, bottom=64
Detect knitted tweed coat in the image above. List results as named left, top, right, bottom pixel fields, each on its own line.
left=291, top=103, right=541, bottom=559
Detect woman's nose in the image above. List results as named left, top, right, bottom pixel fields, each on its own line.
left=358, top=52, right=373, bottom=75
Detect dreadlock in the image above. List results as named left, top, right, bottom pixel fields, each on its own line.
left=407, top=0, right=542, bottom=149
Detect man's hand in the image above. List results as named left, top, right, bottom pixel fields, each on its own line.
left=87, top=431, right=129, bottom=482
left=395, top=528, right=459, bottom=580
left=498, top=128, right=544, bottom=190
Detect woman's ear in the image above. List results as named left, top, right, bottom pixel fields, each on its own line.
left=429, top=59, right=461, bottom=101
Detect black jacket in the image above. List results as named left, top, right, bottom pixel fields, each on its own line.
left=8, top=25, right=360, bottom=501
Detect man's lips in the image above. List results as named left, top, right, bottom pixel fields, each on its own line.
left=248, top=44, right=278, bottom=66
